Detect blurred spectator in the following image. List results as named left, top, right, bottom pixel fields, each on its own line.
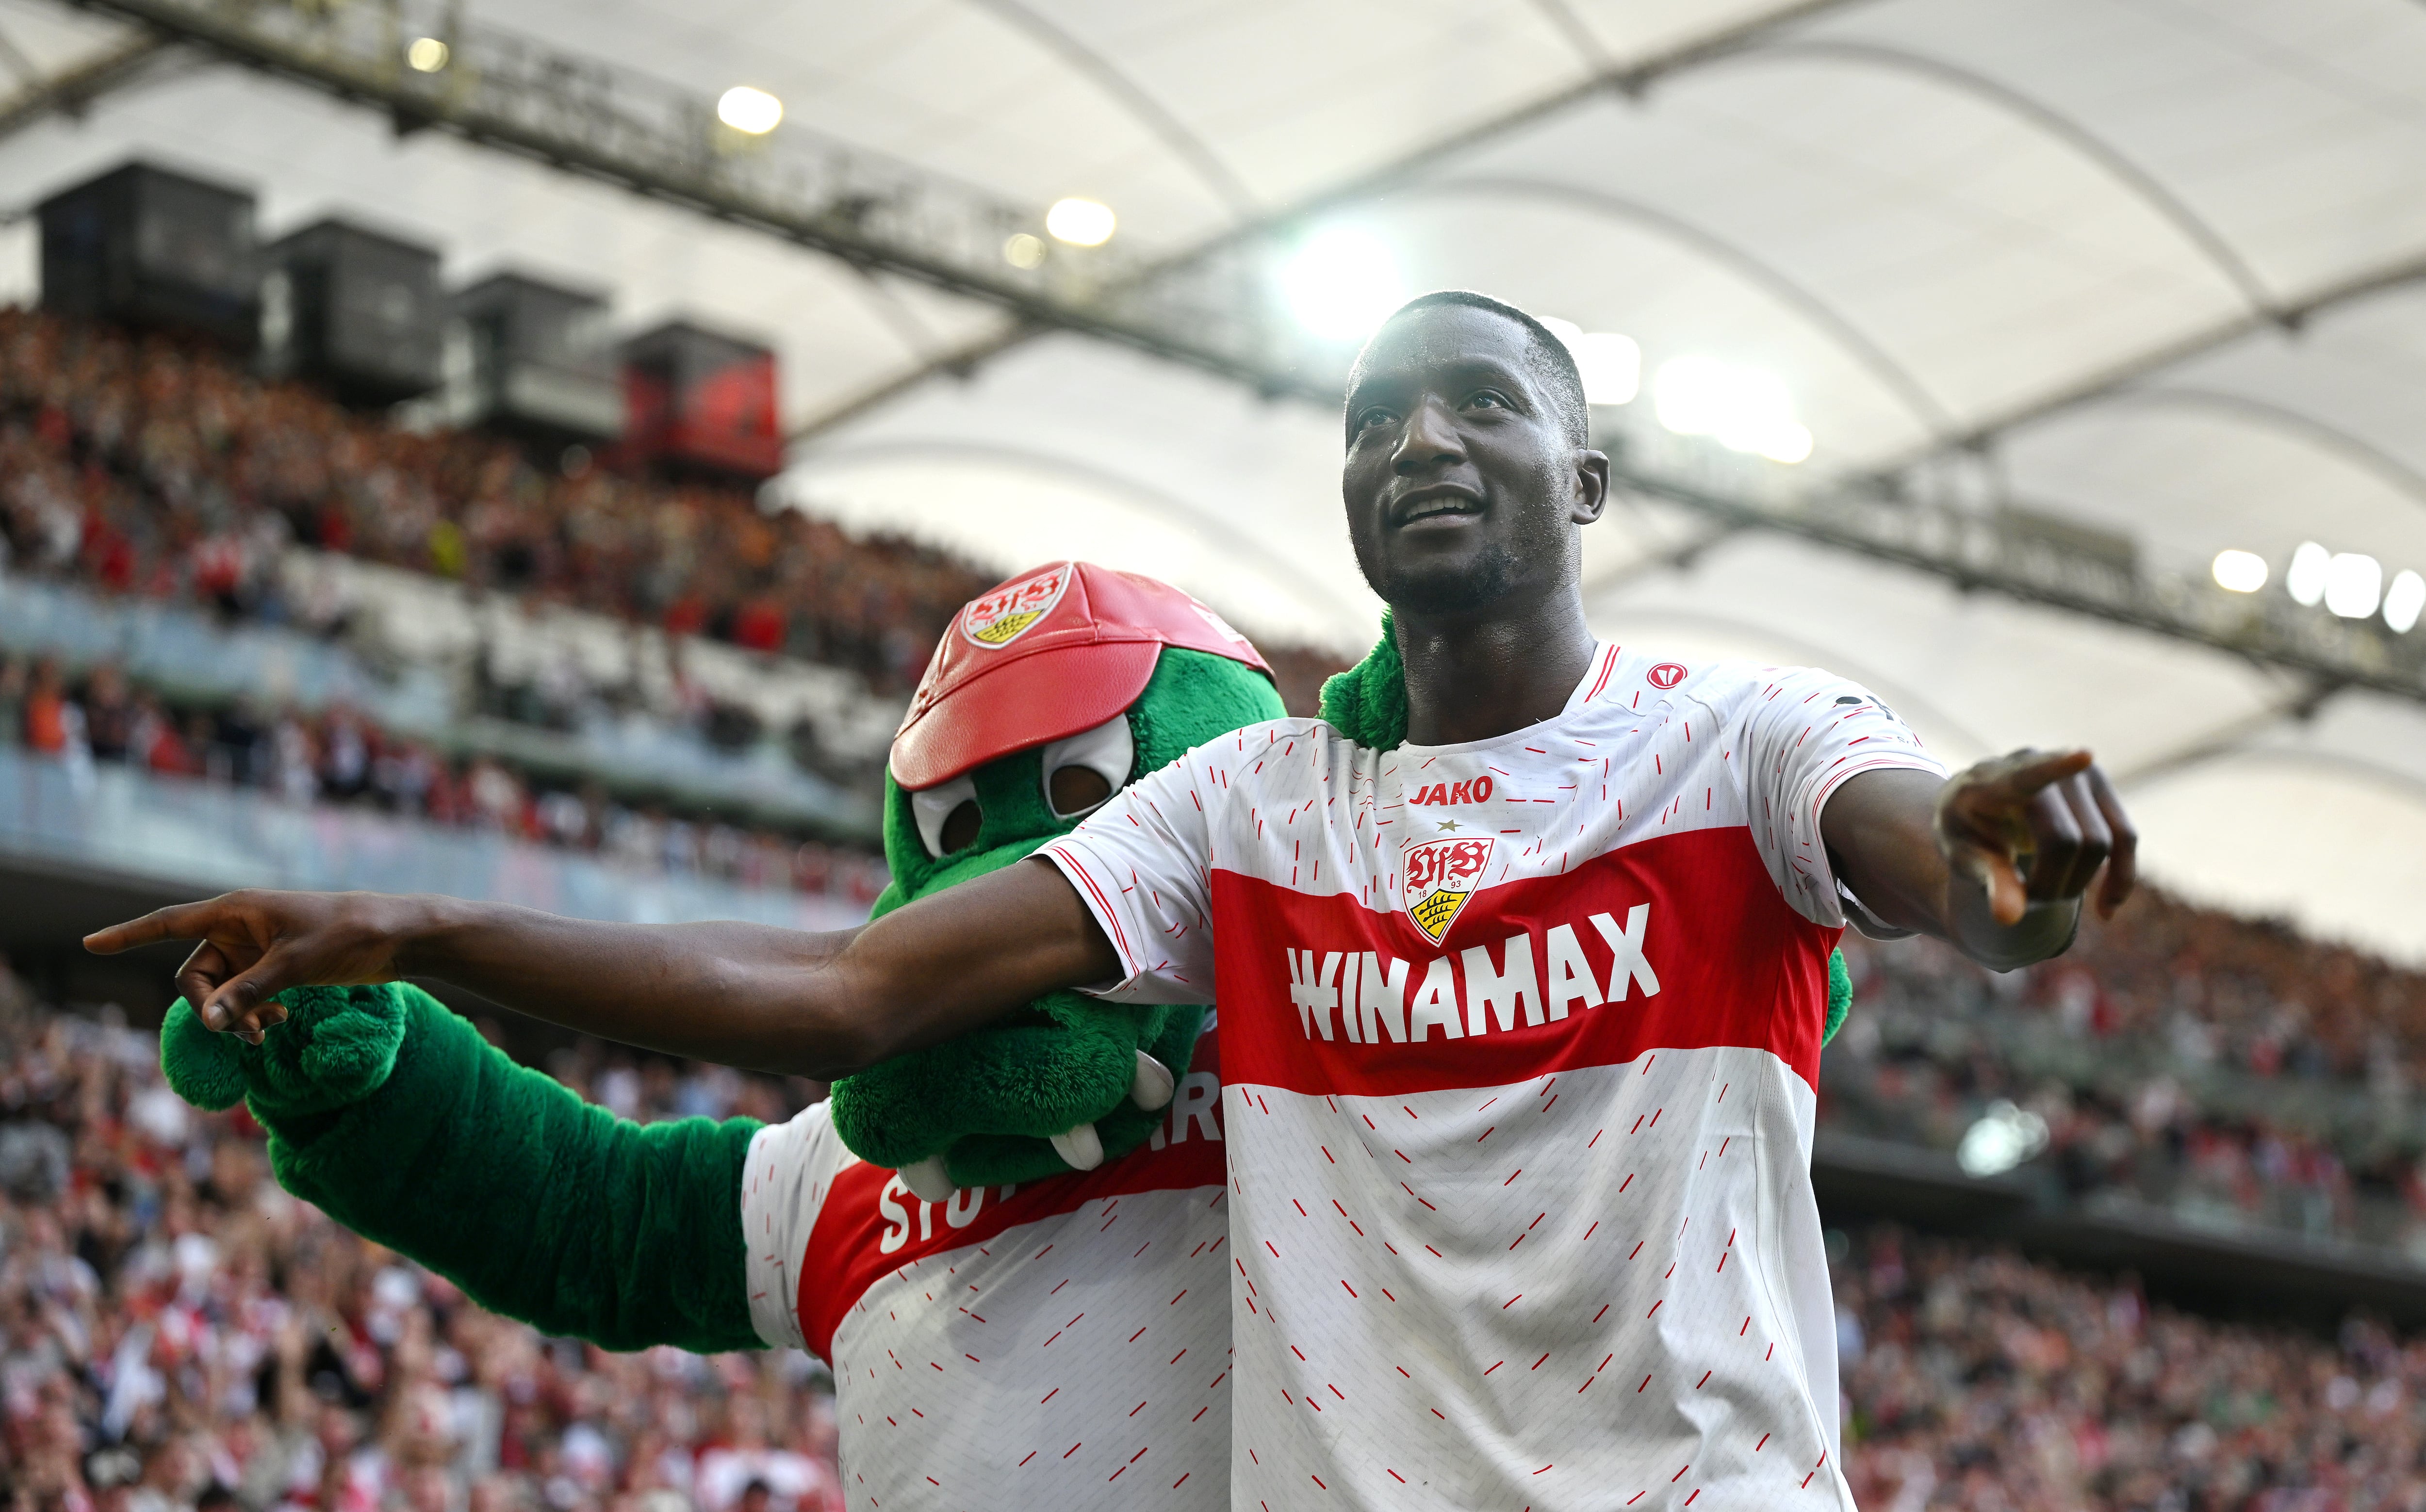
left=1826, top=897, right=2426, bottom=1256
left=1835, top=1225, right=2426, bottom=1509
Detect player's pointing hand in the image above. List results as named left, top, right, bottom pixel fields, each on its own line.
left=1933, top=748, right=2138, bottom=927
left=84, top=890, right=416, bottom=1043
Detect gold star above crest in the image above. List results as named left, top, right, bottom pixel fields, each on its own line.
left=1437, top=818, right=1461, bottom=832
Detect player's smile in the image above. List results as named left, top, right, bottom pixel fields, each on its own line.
left=1388, top=481, right=1486, bottom=530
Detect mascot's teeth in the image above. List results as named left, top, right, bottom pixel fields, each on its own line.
left=1131, top=1050, right=1176, bottom=1111
left=900, top=1156, right=956, bottom=1203
left=1050, top=1123, right=1105, bottom=1171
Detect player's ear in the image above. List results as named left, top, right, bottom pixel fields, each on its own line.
left=1572, top=449, right=1610, bottom=526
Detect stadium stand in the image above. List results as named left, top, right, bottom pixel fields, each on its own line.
left=0, top=977, right=846, bottom=1512
left=1826, top=893, right=2426, bottom=1260
left=1832, top=1225, right=2426, bottom=1510
left=10, top=963, right=2426, bottom=1512
left=0, top=308, right=1346, bottom=726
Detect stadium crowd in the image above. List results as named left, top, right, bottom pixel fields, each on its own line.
left=0, top=651, right=887, bottom=906
left=0, top=307, right=976, bottom=696
left=1833, top=1224, right=2426, bottom=1510
left=4, top=966, right=2425, bottom=1512
left=0, top=977, right=844, bottom=1512
left=1826, top=894, right=2426, bottom=1254
left=0, top=309, right=1346, bottom=718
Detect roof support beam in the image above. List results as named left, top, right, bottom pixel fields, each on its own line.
left=790, top=0, right=1881, bottom=432
left=1417, top=176, right=1960, bottom=439
left=1740, top=41, right=2277, bottom=319
left=1885, top=245, right=2426, bottom=472
left=0, top=31, right=171, bottom=143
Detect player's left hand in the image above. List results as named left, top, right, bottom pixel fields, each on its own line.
left=1933, top=748, right=2137, bottom=927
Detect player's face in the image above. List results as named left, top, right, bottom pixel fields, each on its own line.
left=1340, top=305, right=1602, bottom=618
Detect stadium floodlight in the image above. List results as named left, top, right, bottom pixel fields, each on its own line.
left=1574, top=333, right=1641, bottom=407
left=406, top=36, right=448, bottom=72
left=1002, top=233, right=1047, bottom=270
left=1955, top=1099, right=2049, bottom=1179
left=2211, top=549, right=2267, bottom=593
left=716, top=85, right=783, bottom=135
left=2324, top=552, right=2383, bottom=619
left=1539, top=318, right=1641, bottom=407
left=1278, top=226, right=1405, bottom=343
left=2388, top=570, right=2426, bottom=634
left=2286, top=541, right=2330, bottom=606
left=1653, top=356, right=1811, bottom=464
left=1045, top=197, right=1116, bottom=247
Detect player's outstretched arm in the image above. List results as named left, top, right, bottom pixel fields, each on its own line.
left=1820, top=749, right=2137, bottom=973
left=85, top=857, right=1116, bottom=1080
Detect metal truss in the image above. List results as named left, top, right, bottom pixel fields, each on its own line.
left=52, top=0, right=2426, bottom=706
left=0, top=31, right=170, bottom=142
left=63, top=0, right=1327, bottom=398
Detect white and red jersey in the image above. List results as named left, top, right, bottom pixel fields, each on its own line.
left=1042, top=645, right=1944, bottom=1511
left=740, top=1029, right=1233, bottom=1511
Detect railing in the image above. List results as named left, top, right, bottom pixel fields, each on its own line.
left=0, top=568, right=883, bottom=835
left=0, top=744, right=867, bottom=930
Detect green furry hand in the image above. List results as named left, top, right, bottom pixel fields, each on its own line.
left=829, top=998, right=1200, bottom=1197
left=160, top=983, right=410, bottom=1119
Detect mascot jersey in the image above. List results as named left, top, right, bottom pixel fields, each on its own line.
left=1043, top=643, right=1944, bottom=1511
left=739, top=1023, right=1233, bottom=1511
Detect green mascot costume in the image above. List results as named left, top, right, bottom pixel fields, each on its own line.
left=152, top=576, right=1849, bottom=1358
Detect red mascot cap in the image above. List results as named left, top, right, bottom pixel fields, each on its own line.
left=889, top=561, right=1274, bottom=791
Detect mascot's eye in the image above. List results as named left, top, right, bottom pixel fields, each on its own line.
left=1039, top=714, right=1135, bottom=821
left=909, top=773, right=981, bottom=859
left=1048, top=765, right=1112, bottom=815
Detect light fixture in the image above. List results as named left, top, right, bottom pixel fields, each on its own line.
left=1956, top=1100, right=2049, bottom=1179
left=2386, top=569, right=2426, bottom=634
left=717, top=85, right=784, bottom=135
left=1045, top=197, right=1116, bottom=247
left=2325, top=552, right=2383, bottom=619
left=1002, top=232, right=1047, bottom=270
left=406, top=36, right=449, bottom=72
left=1278, top=227, right=1405, bottom=343
left=1574, top=333, right=1642, bottom=407
left=2286, top=541, right=2330, bottom=606
left=1537, top=317, right=1641, bottom=406
left=2211, top=549, right=2268, bottom=593
left=1653, top=356, right=1811, bottom=465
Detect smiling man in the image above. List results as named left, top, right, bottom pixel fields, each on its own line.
left=94, top=292, right=2132, bottom=1510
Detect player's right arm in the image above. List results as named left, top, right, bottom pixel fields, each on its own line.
left=83, top=857, right=1117, bottom=1080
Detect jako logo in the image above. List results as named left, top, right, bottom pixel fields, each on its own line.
left=1647, top=663, right=1687, bottom=690
left=1407, top=776, right=1494, bottom=806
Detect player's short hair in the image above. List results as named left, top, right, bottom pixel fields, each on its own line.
left=1359, top=290, right=1591, bottom=448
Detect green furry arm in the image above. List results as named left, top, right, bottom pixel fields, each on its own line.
left=166, top=984, right=764, bottom=1353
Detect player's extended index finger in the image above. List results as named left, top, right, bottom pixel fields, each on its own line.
left=1985, top=748, right=2095, bottom=802
left=83, top=901, right=226, bottom=956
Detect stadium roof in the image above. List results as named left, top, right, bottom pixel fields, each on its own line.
left=6, top=0, right=2426, bottom=959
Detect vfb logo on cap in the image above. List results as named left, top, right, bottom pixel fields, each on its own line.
left=959, top=565, right=1071, bottom=650
left=1403, top=835, right=1495, bottom=945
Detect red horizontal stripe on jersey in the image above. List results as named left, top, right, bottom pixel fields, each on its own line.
left=796, top=1032, right=1226, bottom=1362
left=1211, top=826, right=1834, bottom=1098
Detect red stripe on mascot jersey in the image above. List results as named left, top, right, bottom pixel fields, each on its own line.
left=795, top=1032, right=1226, bottom=1362
left=1213, top=825, right=1836, bottom=1101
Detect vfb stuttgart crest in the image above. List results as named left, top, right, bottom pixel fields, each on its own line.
left=1403, top=834, right=1495, bottom=945
left=959, top=565, right=1070, bottom=649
